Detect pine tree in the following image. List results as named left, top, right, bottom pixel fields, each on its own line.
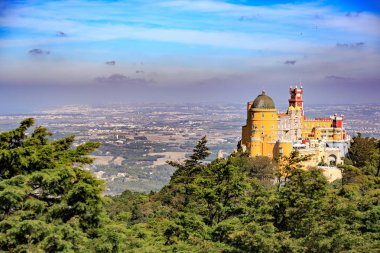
left=0, top=118, right=125, bottom=252
left=349, top=133, right=376, bottom=168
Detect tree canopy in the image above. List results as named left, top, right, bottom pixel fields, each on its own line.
left=0, top=118, right=126, bottom=252
left=1, top=121, right=379, bottom=252
left=105, top=136, right=380, bottom=252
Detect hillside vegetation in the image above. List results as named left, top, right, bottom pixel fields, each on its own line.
left=0, top=119, right=379, bottom=252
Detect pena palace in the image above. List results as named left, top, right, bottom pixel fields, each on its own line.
left=240, top=86, right=350, bottom=168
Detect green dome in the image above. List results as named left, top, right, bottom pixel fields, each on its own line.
left=252, top=90, right=276, bottom=109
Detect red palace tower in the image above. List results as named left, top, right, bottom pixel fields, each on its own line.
left=288, top=85, right=304, bottom=115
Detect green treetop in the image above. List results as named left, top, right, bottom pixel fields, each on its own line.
left=0, top=118, right=125, bottom=252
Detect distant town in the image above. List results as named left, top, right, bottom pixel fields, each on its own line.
left=0, top=103, right=379, bottom=195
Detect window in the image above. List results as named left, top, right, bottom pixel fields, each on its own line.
left=272, top=113, right=274, bottom=118
left=262, top=113, right=264, bottom=118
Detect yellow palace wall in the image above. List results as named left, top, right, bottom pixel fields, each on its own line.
left=302, top=119, right=333, bottom=139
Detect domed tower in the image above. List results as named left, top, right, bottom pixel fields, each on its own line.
left=241, top=90, right=278, bottom=157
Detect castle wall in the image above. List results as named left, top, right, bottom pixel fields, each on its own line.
left=323, top=148, right=343, bottom=166
left=274, top=140, right=293, bottom=158
left=325, top=140, right=350, bottom=157
left=297, top=148, right=319, bottom=167
left=302, top=119, right=333, bottom=139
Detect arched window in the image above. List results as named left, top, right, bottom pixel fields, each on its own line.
left=328, top=155, right=337, bottom=166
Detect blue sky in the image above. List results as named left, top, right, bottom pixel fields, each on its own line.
left=0, top=0, right=379, bottom=112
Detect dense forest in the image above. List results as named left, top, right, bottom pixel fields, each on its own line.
left=0, top=119, right=379, bottom=252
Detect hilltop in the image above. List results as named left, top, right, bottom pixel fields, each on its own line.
left=0, top=119, right=379, bottom=252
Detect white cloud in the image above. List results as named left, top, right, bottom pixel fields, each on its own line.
left=0, top=0, right=379, bottom=91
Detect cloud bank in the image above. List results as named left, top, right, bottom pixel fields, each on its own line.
left=0, top=0, right=379, bottom=106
